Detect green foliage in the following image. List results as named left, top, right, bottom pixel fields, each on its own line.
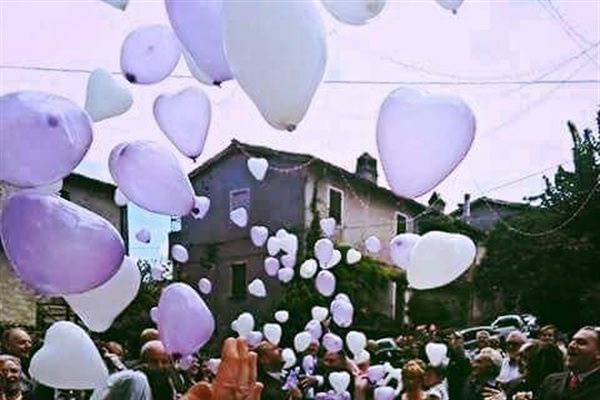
left=475, top=111, right=600, bottom=330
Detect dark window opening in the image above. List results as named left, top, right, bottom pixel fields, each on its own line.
left=231, top=262, right=246, bottom=300
left=328, top=188, right=343, bottom=225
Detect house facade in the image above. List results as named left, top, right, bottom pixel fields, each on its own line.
left=170, top=140, right=426, bottom=345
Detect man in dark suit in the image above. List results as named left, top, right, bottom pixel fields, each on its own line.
left=539, top=326, right=600, bottom=400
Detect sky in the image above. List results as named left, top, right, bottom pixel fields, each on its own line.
left=1, top=0, right=599, bottom=258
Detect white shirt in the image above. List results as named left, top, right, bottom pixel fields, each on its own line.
left=497, top=357, right=521, bottom=384
left=426, top=379, right=449, bottom=400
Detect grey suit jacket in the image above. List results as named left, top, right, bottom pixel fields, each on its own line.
left=539, top=370, right=600, bottom=400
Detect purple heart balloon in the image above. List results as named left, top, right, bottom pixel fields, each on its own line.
left=0, top=91, right=93, bottom=188
left=322, top=333, right=343, bottom=353
left=374, top=386, right=396, bottom=400
left=0, top=192, right=124, bottom=295
left=304, top=319, right=323, bottom=342
left=157, top=283, right=215, bottom=356
left=109, top=141, right=195, bottom=216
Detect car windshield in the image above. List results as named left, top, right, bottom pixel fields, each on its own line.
left=494, top=318, right=519, bottom=328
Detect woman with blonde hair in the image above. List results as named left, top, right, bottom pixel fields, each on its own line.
left=402, top=359, right=427, bottom=400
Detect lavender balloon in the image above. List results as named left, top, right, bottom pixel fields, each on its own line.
left=0, top=91, right=93, bottom=188
left=315, top=270, right=336, bottom=297
left=322, top=333, right=343, bottom=353
left=157, top=283, right=215, bottom=356
left=109, top=141, right=195, bottom=216
left=374, top=386, right=396, bottom=400
left=0, top=192, right=124, bottom=295
left=330, top=297, right=354, bottom=328
left=165, top=0, right=232, bottom=85
left=304, top=319, right=323, bottom=342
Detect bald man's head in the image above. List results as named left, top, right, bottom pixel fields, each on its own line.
left=140, top=340, right=171, bottom=372
left=140, top=328, right=160, bottom=345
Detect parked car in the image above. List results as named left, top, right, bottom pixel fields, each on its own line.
left=373, top=338, right=404, bottom=366
left=491, top=314, right=539, bottom=338
left=458, top=326, right=496, bottom=351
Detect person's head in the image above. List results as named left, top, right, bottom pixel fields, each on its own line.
left=488, top=336, right=501, bottom=350
left=566, top=326, right=600, bottom=374
left=308, top=340, right=320, bottom=357
left=366, top=340, right=378, bottom=353
left=140, top=340, right=171, bottom=372
left=471, top=347, right=502, bottom=381
left=90, top=370, right=152, bottom=400
left=476, top=330, right=490, bottom=349
left=355, top=350, right=370, bottom=373
left=2, top=327, right=33, bottom=360
left=0, top=354, right=22, bottom=396
left=505, top=331, right=527, bottom=360
left=140, top=329, right=160, bottom=346
left=322, top=351, right=348, bottom=371
left=539, top=325, right=557, bottom=344
left=402, top=359, right=426, bottom=392
left=517, top=340, right=540, bottom=375
left=526, top=342, right=565, bottom=389
left=103, top=341, right=124, bottom=359
left=255, top=341, right=283, bottom=371
left=448, top=331, right=464, bottom=350
left=424, top=365, right=445, bottom=388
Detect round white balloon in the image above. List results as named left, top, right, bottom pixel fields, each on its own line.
left=274, top=310, right=289, bottom=323
left=171, top=244, right=189, bottom=263
left=248, top=278, right=267, bottom=297
left=435, top=0, right=464, bottom=13
left=322, top=0, right=386, bottom=25
left=390, top=233, right=421, bottom=269
left=300, top=259, right=318, bottom=279
left=85, top=69, right=133, bottom=122
left=198, top=278, right=212, bottom=295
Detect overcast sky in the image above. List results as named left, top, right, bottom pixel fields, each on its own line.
left=1, top=0, right=598, bottom=257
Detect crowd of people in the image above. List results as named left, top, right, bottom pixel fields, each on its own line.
left=0, top=322, right=598, bottom=400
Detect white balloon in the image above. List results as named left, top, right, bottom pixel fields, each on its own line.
left=322, top=332, right=343, bottom=353
left=154, top=87, right=211, bottom=160
left=346, top=331, right=367, bottom=356
left=150, top=264, right=165, bottom=281
left=171, top=244, right=189, bottom=263
left=354, top=349, right=370, bottom=365
left=85, top=69, right=133, bottom=122
left=263, top=323, right=282, bottom=345
left=100, top=0, right=128, bottom=10
left=311, top=306, right=329, bottom=322
left=322, top=0, right=386, bottom=25
left=377, top=88, right=476, bottom=198
left=248, top=278, right=267, bottom=297
left=390, top=233, right=421, bottom=269
left=64, top=256, right=140, bottom=332
left=183, top=49, right=214, bottom=86
left=267, top=236, right=282, bottom=256
left=192, top=196, right=210, bottom=220
left=247, top=331, right=264, bottom=348
left=281, top=254, right=296, bottom=269
left=135, top=228, right=151, bottom=244
left=346, top=248, right=362, bottom=265
left=113, top=188, right=128, bottom=207
left=331, top=297, right=354, bottom=328
left=280, top=233, right=299, bottom=256
left=315, top=270, right=336, bottom=297
left=407, top=231, right=476, bottom=290
left=314, top=238, right=334, bottom=266
left=323, top=249, right=341, bottom=269
left=294, top=332, right=313, bottom=353
left=247, top=158, right=269, bottom=181
left=223, top=0, right=327, bottom=131
left=305, top=319, right=323, bottom=341
left=329, top=371, right=351, bottom=394
left=278, top=267, right=294, bottom=283
left=374, top=386, right=396, bottom=400
left=198, top=278, right=212, bottom=295
left=335, top=293, right=351, bottom=303
left=250, top=226, right=269, bottom=247
left=435, top=0, right=464, bottom=13
left=150, top=306, right=159, bottom=323
left=300, top=259, right=318, bottom=279
left=365, top=235, right=382, bottom=254
left=230, top=207, right=248, bottom=227
left=276, top=228, right=289, bottom=239
left=29, top=321, right=108, bottom=389
left=264, top=257, right=280, bottom=277
left=320, top=217, right=336, bottom=237
left=274, top=310, right=289, bottom=323
left=234, top=312, right=255, bottom=338
left=120, top=25, right=181, bottom=85
left=282, top=348, right=297, bottom=369
left=425, top=343, right=448, bottom=367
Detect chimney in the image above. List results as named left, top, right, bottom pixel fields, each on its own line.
left=463, top=193, right=471, bottom=222
left=355, top=153, right=378, bottom=183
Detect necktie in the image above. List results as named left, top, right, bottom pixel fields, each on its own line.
left=568, top=373, right=580, bottom=391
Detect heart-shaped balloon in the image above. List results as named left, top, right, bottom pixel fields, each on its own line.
left=64, top=256, right=140, bottom=332
left=247, top=331, right=264, bottom=348
left=323, top=249, right=341, bottom=269
left=267, top=236, right=282, bottom=256
left=100, top=0, right=128, bottom=10
left=281, top=254, right=296, bottom=269
left=355, top=349, right=370, bottom=365
left=407, top=231, right=476, bottom=289
left=250, top=226, right=269, bottom=247
left=311, top=306, right=329, bottom=322
left=320, top=217, right=336, bottom=237
left=0, top=91, right=93, bottom=188
left=300, top=259, right=318, bottom=279
left=367, top=365, right=386, bottom=383
left=335, top=293, right=351, bottom=303
left=263, top=323, right=282, bottom=345
left=1, top=192, right=124, bottom=295
left=346, top=331, right=367, bottom=356
left=305, top=319, right=323, bottom=341
left=192, top=196, right=210, bottom=220
left=157, top=283, right=215, bottom=356
left=247, top=158, right=269, bottom=181
left=85, top=69, right=133, bottom=122
left=264, top=257, right=280, bottom=277
left=120, top=25, right=181, bottom=85
left=294, top=331, right=313, bottom=353
left=135, top=228, right=151, bottom=244
left=282, top=348, right=297, bottom=369
left=248, top=278, right=267, bottom=297
left=234, top=313, right=255, bottom=338
left=425, top=342, right=449, bottom=367
left=374, top=386, right=396, bottom=400
left=280, top=233, right=298, bottom=256
left=329, top=371, right=350, bottom=394
left=330, top=297, right=354, bottom=328
left=113, top=188, right=128, bottom=207
left=435, top=0, right=464, bottom=13
left=278, top=267, right=294, bottom=283
left=365, top=236, right=381, bottom=254
left=165, top=0, right=232, bottom=85
left=322, top=332, right=343, bottom=353
left=198, top=278, right=212, bottom=295
left=154, top=87, right=211, bottom=160
left=29, top=321, right=108, bottom=389
left=346, top=248, right=362, bottom=265
left=109, top=141, right=195, bottom=216
left=274, top=310, right=289, bottom=323
left=314, top=238, right=334, bottom=266
left=390, top=233, right=420, bottom=269
left=230, top=207, right=248, bottom=227
left=223, top=0, right=326, bottom=131
left=171, top=244, right=189, bottom=263
left=377, top=88, right=475, bottom=198
left=321, top=0, right=386, bottom=25
left=315, top=270, right=336, bottom=297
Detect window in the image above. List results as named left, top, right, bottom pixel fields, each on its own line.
left=328, top=187, right=343, bottom=225
left=229, top=188, right=250, bottom=213
left=396, top=213, right=414, bottom=234
left=231, top=262, right=246, bottom=299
